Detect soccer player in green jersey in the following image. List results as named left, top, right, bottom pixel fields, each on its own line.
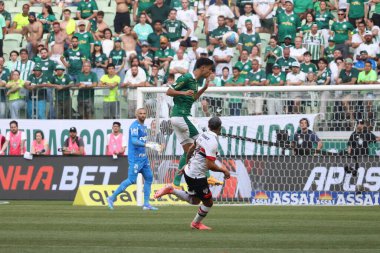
left=167, top=58, right=219, bottom=188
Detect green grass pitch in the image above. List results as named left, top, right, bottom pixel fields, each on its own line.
left=0, top=201, right=380, bottom=253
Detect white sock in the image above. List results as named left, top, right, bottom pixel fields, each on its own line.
left=193, top=205, right=210, bottom=223
left=172, top=189, right=192, bottom=203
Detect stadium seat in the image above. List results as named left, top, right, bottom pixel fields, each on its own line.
left=97, top=1, right=111, bottom=10
left=51, top=6, right=62, bottom=19
left=3, top=0, right=15, bottom=9
left=4, top=33, right=23, bottom=46
left=102, top=8, right=115, bottom=30
left=16, top=0, right=29, bottom=7
left=29, top=6, right=42, bottom=14
left=65, top=6, right=78, bottom=19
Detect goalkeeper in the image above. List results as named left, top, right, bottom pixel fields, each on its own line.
left=167, top=58, right=222, bottom=188
left=107, top=108, right=161, bottom=211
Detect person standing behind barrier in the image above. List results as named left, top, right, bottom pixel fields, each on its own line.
left=0, top=120, right=26, bottom=156
left=49, top=65, right=75, bottom=119
left=105, top=121, right=126, bottom=156
left=77, top=61, right=98, bottom=119
left=100, top=64, right=120, bottom=119
left=0, top=64, right=10, bottom=118
left=6, top=71, right=26, bottom=119
left=292, top=118, right=322, bottom=155
left=31, top=130, right=50, bottom=155
left=24, top=65, right=50, bottom=119
left=62, top=127, right=85, bottom=156
left=61, top=36, right=86, bottom=83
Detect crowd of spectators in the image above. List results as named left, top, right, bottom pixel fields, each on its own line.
left=0, top=0, right=378, bottom=123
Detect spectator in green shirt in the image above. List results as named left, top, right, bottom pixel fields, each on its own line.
left=346, top=0, right=368, bottom=27
left=0, top=1, right=11, bottom=29
left=225, top=66, right=246, bottom=116
left=337, top=58, right=359, bottom=124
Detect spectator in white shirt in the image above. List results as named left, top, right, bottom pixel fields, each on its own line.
left=205, top=0, right=234, bottom=35
left=122, top=63, right=147, bottom=118
left=237, top=3, right=261, bottom=34
left=177, top=0, right=198, bottom=38
left=286, top=61, right=305, bottom=114
left=187, top=36, right=208, bottom=71
left=213, top=39, right=234, bottom=77
left=290, top=36, right=307, bottom=63
left=355, top=31, right=380, bottom=61
left=169, top=49, right=190, bottom=80
left=253, top=0, right=275, bottom=33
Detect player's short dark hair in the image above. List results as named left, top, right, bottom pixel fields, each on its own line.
left=195, top=58, right=214, bottom=69
left=208, top=117, right=222, bottom=131
left=63, top=8, right=71, bottom=13
left=113, top=121, right=121, bottom=127
left=10, top=120, right=18, bottom=127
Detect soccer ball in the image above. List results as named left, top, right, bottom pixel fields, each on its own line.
left=222, top=31, right=239, bottom=48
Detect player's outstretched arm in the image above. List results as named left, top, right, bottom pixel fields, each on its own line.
left=206, top=159, right=230, bottom=179
left=166, top=88, right=194, bottom=97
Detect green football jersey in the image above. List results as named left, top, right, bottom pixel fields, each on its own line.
left=147, top=32, right=168, bottom=49
left=138, top=0, right=155, bottom=16
left=234, top=60, right=252, bottom=77
left=27, top=73, right=49, bottom=100
left=77, top=71, right=98, bottom=100
left=109, top=49, right=126, bottom=66
left=49, top=74, right=73, bottom=101
left=170, top=73, right=198, bottom=117
left=74, top=31, right=94, bottom=59
left=267, top=72, right=286, bottom=85
left=300, top=63, right=317, bottom=74
left=163, top=19, right=188, bottom=42
left=34, top=58, right=56, bottom=78
left=324, top=46, right=336, bottom=63
left=315, top=11, right=334, bottom=30
left=276, top=12, right=301, bottom=43
left=275, top=57, right=297, bottom=73
left=347, top=0, right=367, bottom=18
left=91, top=53, right=107, bottom=68
left=331, top=21, right=354, bottom=44
left=238, top=32, right=261, bottom=53
left=63, top=48, right=85, bottom=75
left=77, top=0, right=98, bottom=19
left=155, top=47, right=175, bottom=59
left=210, top=26, right=229, bottom=40
left=264, top=45, right=283, bottom=64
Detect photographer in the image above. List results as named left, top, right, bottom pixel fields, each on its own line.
left=62, top=127, right=85, bottom=156
left=292, top=118, right=322, bottom=155
left=347, top=119, right=380, bottom=156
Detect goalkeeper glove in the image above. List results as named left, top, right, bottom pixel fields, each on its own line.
left=145, top=142, right=162, bottom=153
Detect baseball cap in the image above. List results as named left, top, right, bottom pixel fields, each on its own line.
left=94, top=41, right=102, bottom=46
left=364, top=31, right=373, bottom=36
left=291, top=61, right=300, bottom=68
left=78, top=21, right=86, bottom=26
left=29, top=12, right=36, bottom=18
left=360, top=50, right=368, bottom=55
left=285, top=0, right=293, bottom=4
left=344, top=58, right=353, bottom=64
left=33, top=65, right=42, bottom=71
left=328, top=36, right=335, bottom=42
left=114, top=37, right=121, bottom=42
left=190, top=36, right=198, bottom=42
left=55, top=65, right=65, bottom=70
left=141, top=41, right=150, bottom=47
left=245, top=19, right=252, bottom=24
left=284, top=35, right=292, bottom=39
left=272, top=63, right=280, bottom=69
left=69, top=127, right=77, bottom=132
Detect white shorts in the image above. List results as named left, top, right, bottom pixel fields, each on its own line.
left=171, top=116, right=201, bottom=145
